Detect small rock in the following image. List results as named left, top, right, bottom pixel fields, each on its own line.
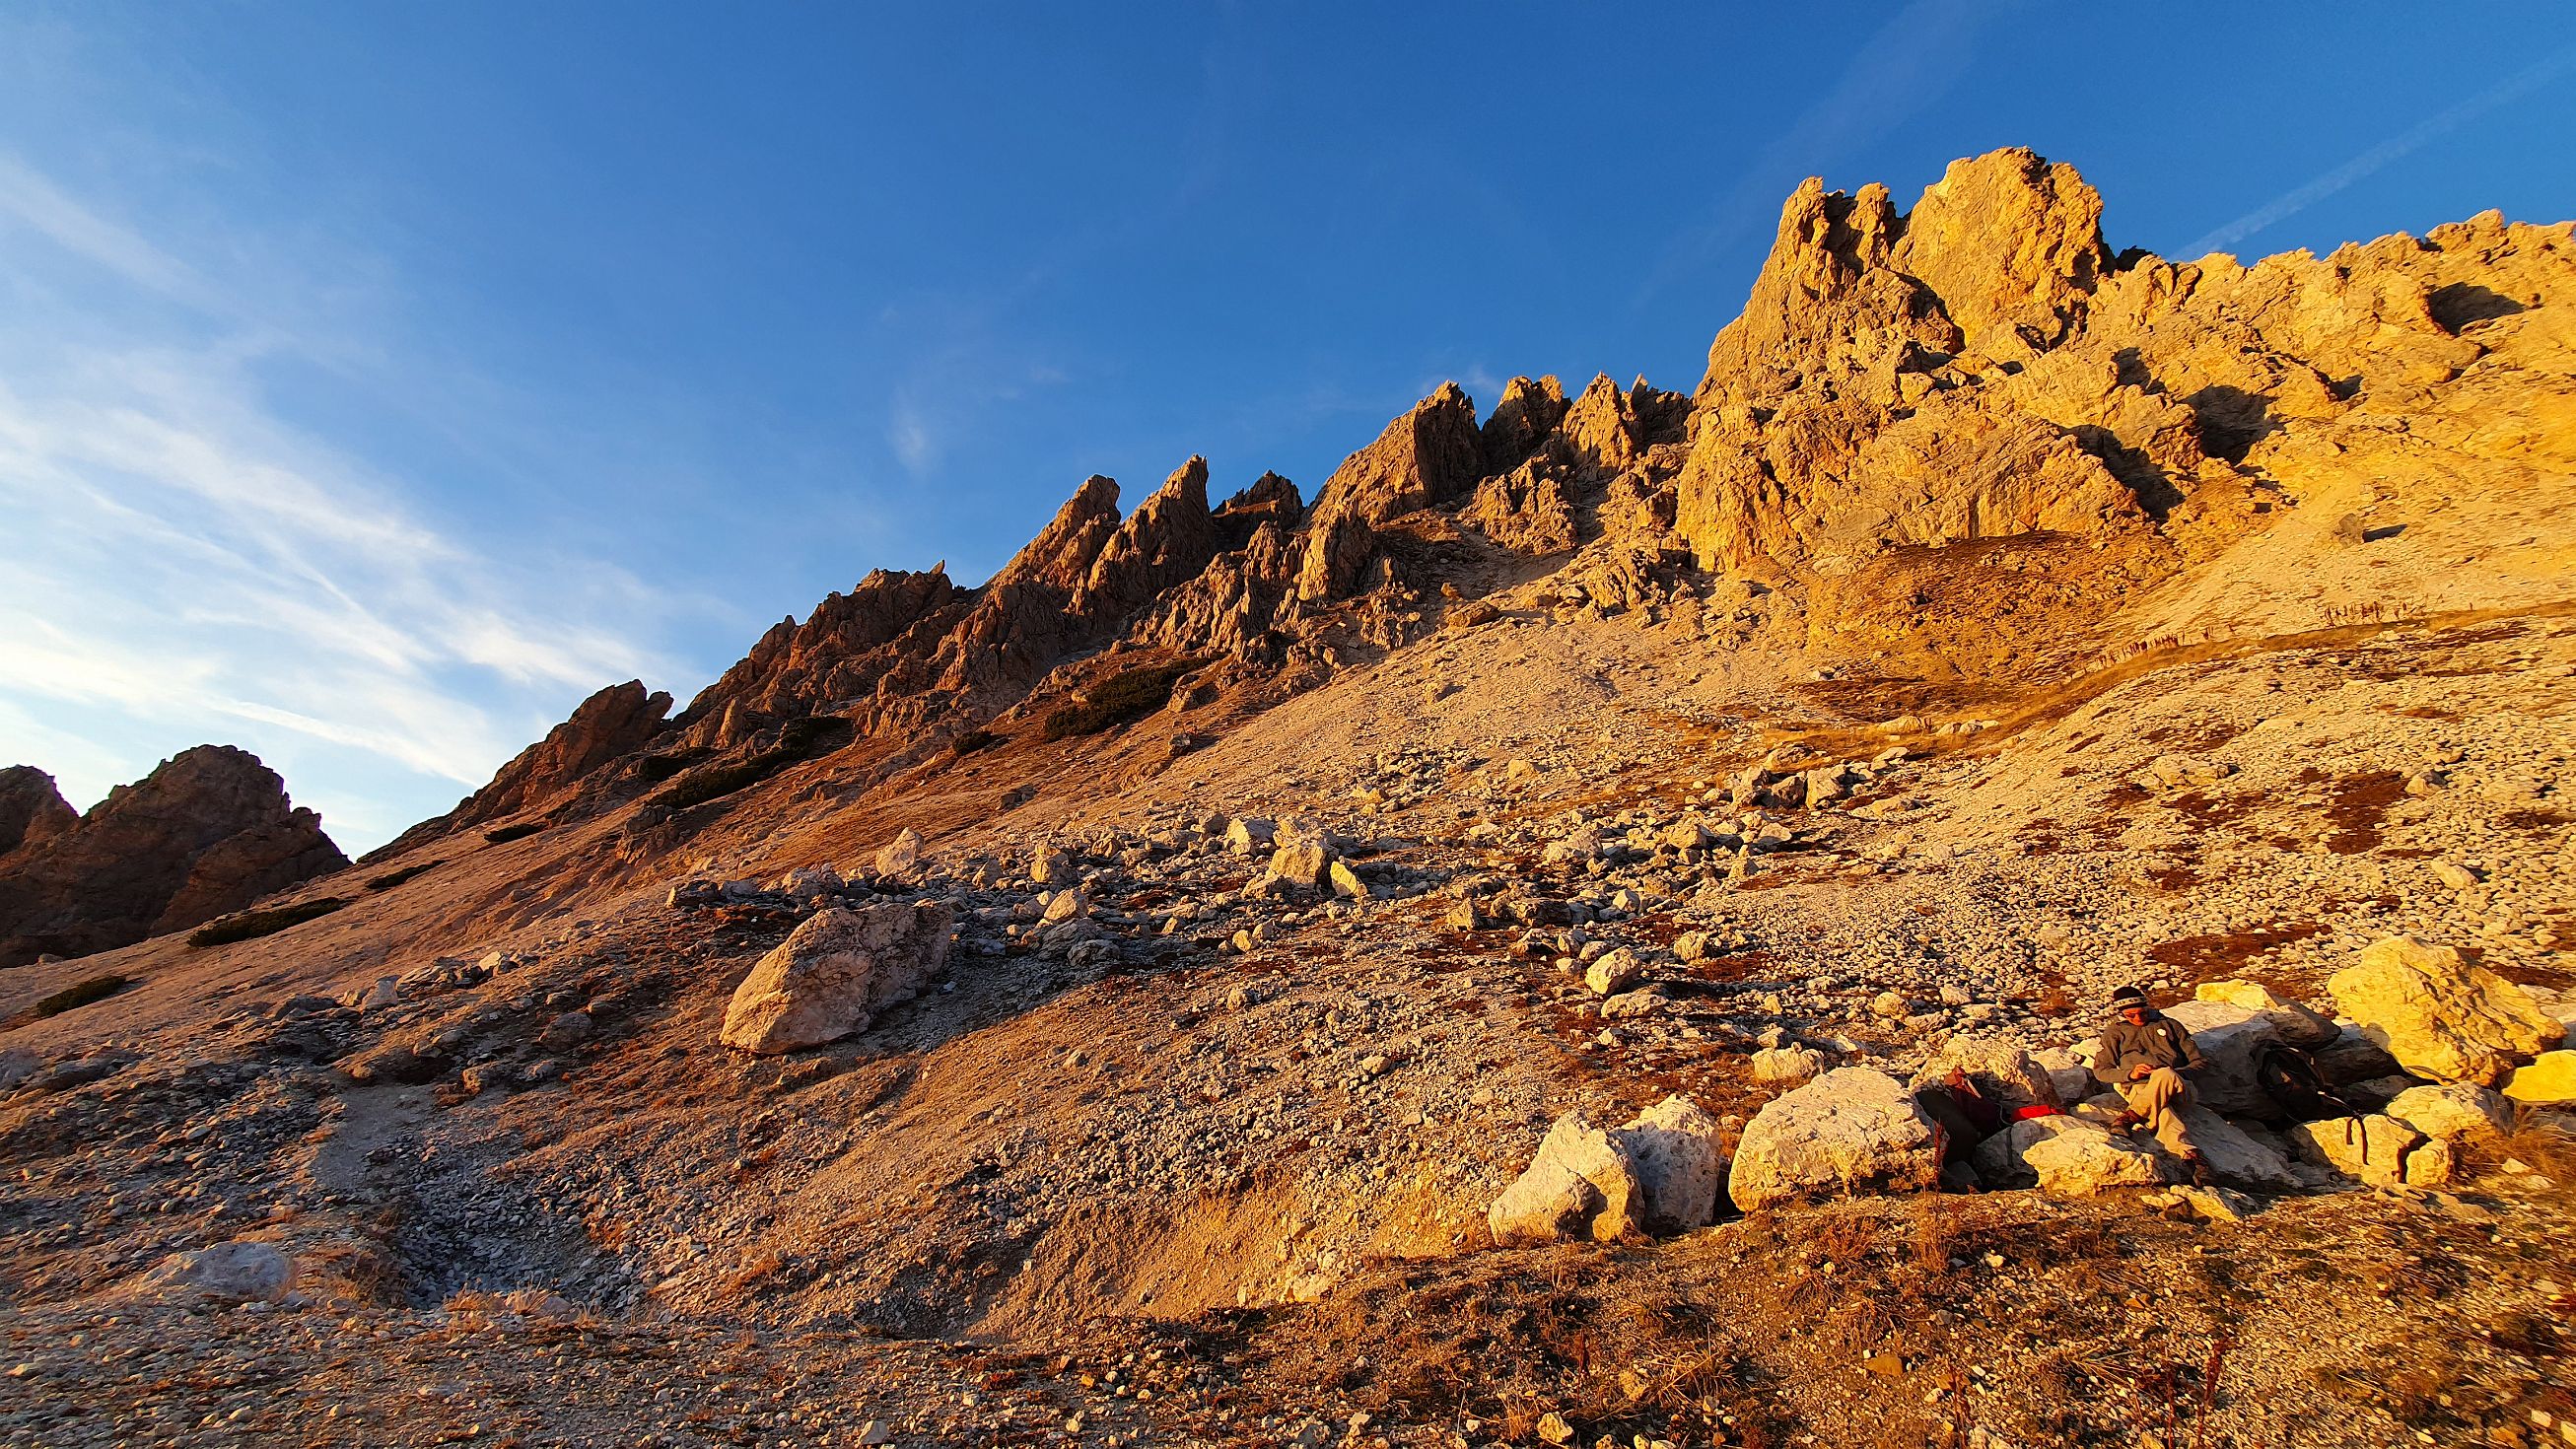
left=872, top=828, right=923, bottom=876
left=1584, top=948, right=1644, bottom=997
left=2428, top=860, right=2481, bottom=891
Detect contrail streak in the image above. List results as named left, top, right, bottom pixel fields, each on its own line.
left=2186, top=44, right=2576, bottom=257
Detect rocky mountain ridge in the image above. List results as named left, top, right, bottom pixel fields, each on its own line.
left=382, top=146, right=2569, bottom=869
left=0, top=746, right=346, bottom=969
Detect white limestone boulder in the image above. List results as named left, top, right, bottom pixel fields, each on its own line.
left=1727, top=1068, right=1940, bottom=1210
left=720, top=902, right=952, bottom=1055
left=2329, top=935, right=2561, bottom=1086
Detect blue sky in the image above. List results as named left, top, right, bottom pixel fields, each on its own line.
left=2, top=2, right=2570, bottom=853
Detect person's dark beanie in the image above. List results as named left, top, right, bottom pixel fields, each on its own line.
left=2106, top=986, right=2151, bottom=1018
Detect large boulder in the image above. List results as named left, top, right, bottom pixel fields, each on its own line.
left=1727, top=1069, right=1941, bottom=1210
left=873, top=828, right=924, bottom=876
left=2502, top=1051, right=2576, bottom=1106
left=2175, top=1106, right=2302, bottom=1194
left=2310, top=1024, right=2404, bottom=1087
left=1489, top=1096, right=1727, bottom=1244
left=1616, top=1095, right=1727, bottom=1235
left=2289, top=1114, right=2448, bottom=1190
left=719, top=902, right=952, bottom=1055
left=137, top=1240, right=294, bottom=1303
left=2329, top=936, right=2561, bottom=1086
left=2021, top=1125, right=2167, bottom=1195
left=1489, top=1111, right=1642, bottom=1245
left=1752, top=1046, right=1826, bottom=1083
left=2156, top=1001, right=2289, bottom=1119
left=2193, top=979, right=2338, bottom=1048
left=1584, top=948, right=1645, bottom=997
left=2385, top=1082, right=2516, bottom=1140
left=1911, top=1035, right=2060, bottom=1111
left=1268, top=842, right=1330, bottom=889
left=1971, top=1115, right=2170, bottom=1195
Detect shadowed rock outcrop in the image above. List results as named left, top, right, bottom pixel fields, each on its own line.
left=0, top=767, right=77, bottom=862
left=1073, top=457, right=1222, bottom=617
left=376, top=679, right=677, bottom=857
left=0, top=746, right=346, bottom=967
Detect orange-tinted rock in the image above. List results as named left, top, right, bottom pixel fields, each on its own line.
left=666, top=567, right=965, bottom=752
left=0, top=745, right=346, bottom=966
left=1890, top=147, right=2109, bottom=347
left=1554, top=374, right=1689, bottom=482
left=1295, top=382, right=1483, bottom=600
left=1073, top=456, right=1222, bottom=616
left=1464, top=457, right=1580, bottom=556
left=1214, top=471, right=1304, bottom=551
left=1481, top=375, right=1568, bottom=476
left=436, top=681, right=672, bottom=838
left=1696, top=177, right=1959, bottom=410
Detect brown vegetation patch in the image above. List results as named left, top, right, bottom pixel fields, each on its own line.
left=1671, top=950, right=1775, bottom=986
left=2319, top=771, right=2406, bottom=855
left=2143, top=861, right=2200, bottom=892
left=2135, top=719, right=2246, bottom=754
left=2165, top=790, right=2263, bottom=835
left=2143, top=922, right=2328, bottom=990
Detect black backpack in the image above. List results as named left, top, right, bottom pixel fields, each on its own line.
left=2253, top=1040, right=2354, bottom=1125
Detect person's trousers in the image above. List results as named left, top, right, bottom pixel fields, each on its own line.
left=2116, top=1068, right=2201, bottom=1157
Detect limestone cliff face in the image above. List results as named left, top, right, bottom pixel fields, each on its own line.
left=1670, top=150, right=2574, bottom=597
left=1073, top=457, right=1222, bottom=618
left=1294, top=382, right=1484, bottom=602
left=679, top=568, right=966, bottom=749
left=356, top=147, right=2572, bottom=854
left=0, top=746, right=346, bottom=967
left=0, top=767, right=77, bottom=862
left=1480, top=375, right=1569, bottom=477
left=1889, top=147, right=2110, bottom=349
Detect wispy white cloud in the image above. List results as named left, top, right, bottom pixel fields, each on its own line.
left=886, top=391, right=940, bottom=473
left=2184, top=44, right=2576, bottom=257
left=0, top=147, right=694, bottom=850
left=0, top=152, right=210, bottom=306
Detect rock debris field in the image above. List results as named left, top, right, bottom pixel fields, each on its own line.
left=3, top=149, right=2575, bottom=1447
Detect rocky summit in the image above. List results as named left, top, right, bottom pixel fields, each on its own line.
left=0, top=746, right=346, bottom=969
left=2, top=150, right=2573, bottom=1449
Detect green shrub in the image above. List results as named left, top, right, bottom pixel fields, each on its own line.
left=653, top=715, right=854, bottom=810
left=365, top=861, right=442, bottom=891
left=1040, top=658, right=1207, bottom=741
left=34, top=974, right=132, bottom=1017
left=483, top=822, right=543, bottom=844
left=187, top=898, right=349, bottom=948
left=950, top=728, right=1003, bottom=757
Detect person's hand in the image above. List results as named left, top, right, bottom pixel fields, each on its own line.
left=2128, top=1065, right=2152, bottom=1081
